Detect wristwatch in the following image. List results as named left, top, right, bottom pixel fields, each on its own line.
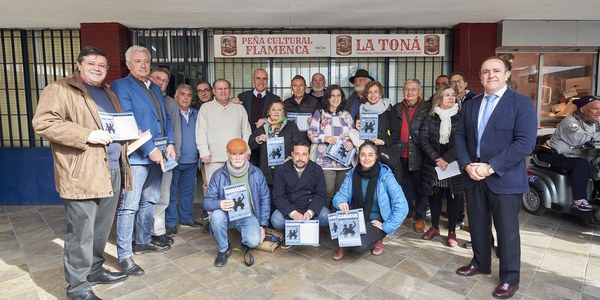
left=488, top=165, right=495, bottom=174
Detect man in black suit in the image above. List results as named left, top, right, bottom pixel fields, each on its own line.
left=454, top=57, right=537, bottom=299
left=237, top=68, right=280, bottom=130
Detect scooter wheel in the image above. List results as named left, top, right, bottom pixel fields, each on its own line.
left=522, top=186, right=546, bottom=216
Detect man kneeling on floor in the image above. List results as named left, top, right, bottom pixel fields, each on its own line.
left=271, top=140, right=331, bottom=247
left=204, top=138, right=271, bottom=267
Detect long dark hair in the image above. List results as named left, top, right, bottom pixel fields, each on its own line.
left=322, top=84, right=346, bottom=114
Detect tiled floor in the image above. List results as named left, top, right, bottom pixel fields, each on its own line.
left=0, top=205, right=598, bottom=300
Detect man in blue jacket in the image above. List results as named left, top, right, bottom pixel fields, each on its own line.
left=111, top=45, right=175, bottom=277
left=454, top=57, right=537, bottom=299
left=271, top=140, right=330, bottom=233
left=204, top=138, right=271, bottom=267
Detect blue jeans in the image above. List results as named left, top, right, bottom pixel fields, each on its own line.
left=270, top=207, right=331, bottom=232
left=116, top=164, right=162, bottom=260
left=209, top=209, right=261, bottom=253
left=166, top=163, right=197, bottom=227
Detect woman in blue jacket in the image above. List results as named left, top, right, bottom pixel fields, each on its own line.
left=332, top=140, right=408, bottom=260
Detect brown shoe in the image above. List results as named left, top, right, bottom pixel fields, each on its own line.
left=456, top=265, right=491, bottom=277
left=332, top=247, right=347, bottom=261
left=422, top=227, right=439, bottom=240
left=414, top=220, right=426, bottom=233
left=492, top=283, right=519, bottom=299
left=371, top=239, right=384, bottom=256
left=447, top=231, right=458, bottom=247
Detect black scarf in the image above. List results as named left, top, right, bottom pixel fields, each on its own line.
left=352, top=162, right=381, bottom=218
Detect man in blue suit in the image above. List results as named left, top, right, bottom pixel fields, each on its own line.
left=454, top=57, right=537, bottom=299
left=111, top=45, right=175, bottom=277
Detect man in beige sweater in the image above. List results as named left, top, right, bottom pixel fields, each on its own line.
left=196, top=79, right=252, bottom=186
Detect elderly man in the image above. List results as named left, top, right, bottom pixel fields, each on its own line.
left=390, top=79, right=431, bottom=233
left=538, top=95, right=600, bottom=211
left=164, top=84, right=203, bottom=237
left=450, top=72, right=476, bottom=106
left=346, top=69, right=374, bottom=121
left=191, top=81, right=213, bottom=110
left=238, top=68, right=279, bottom=129
left=309, top=72, right=326, bottom=105
left=197, top=79, right=252, bottom=188
left=271, top=140, right=330, bottom=234
left=147, top=67, right=179, bottom=244
left=454, top=57, right=537, bottom=299
left=204, top=138, right=270, bottom=267
left=111, top=45, right=175, bottom=277
left=283, top=75, right=320, bottom=114
left=32, top=46, right=130, bottom=300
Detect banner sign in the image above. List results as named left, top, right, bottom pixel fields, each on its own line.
left=331, top=34, right=444, bottom=57
left=214, top=34, right=444, bottom=58
left=214, top=34, right=330, bottom=58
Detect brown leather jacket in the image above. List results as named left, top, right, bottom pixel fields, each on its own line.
left=32, top=71, right=131, bottom=199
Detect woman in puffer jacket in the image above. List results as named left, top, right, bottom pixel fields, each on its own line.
left=419, top=84, right=464, bottom=247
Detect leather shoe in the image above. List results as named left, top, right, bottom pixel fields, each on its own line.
left=422, top=227, right=440, bottom=240
left=119, top=257, right=145, bottom=276
left=152, top=234, right=174, bottom=245
left=67, top=289, right=101, bottom=300
left=447, top=231, right=458, bottom=247
left=133, top=240, right=171, bottom=254
left=371, top=239, right=384, bottom=256
left=493, top=283, right=519, bottom=299
left=214, top=245, right=232, bottom=267
left=88, top=268, right=128, bottom=285
left=180, top=221, right=203, bottom=229
left=456, top=265, right=491, bottom=277
left=332, top=247, right=347, bottom=261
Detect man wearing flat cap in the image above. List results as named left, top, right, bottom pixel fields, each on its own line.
left=203, top=138, right=271, bottom=267
left=538, top=95, right=600, bottom=211
left=346, top=69, right=374, bottom=121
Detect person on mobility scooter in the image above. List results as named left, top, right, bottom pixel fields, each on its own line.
left=535, top=95, right=600, bottom=212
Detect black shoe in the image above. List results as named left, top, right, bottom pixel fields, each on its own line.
left=180, top=221, right=203, bottom=229
left=133, top=240, right=171, bottom=254
left=462, top=241, right=472, bottom=249
left=152, top=234, right=174, bottom=245
left=88, top=268, right=128, bottom=285
left=214, top=245, right=232, bottom=267
left=166, top=226, right=178, bottom=236
left=67, top=289, right=101, bottom=300
left=119, top=257, right=144, bottom=276
left=201, top=209, right=209, bottom=221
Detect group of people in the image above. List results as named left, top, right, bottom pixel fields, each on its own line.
left=34, top=43, right=550, bottom=299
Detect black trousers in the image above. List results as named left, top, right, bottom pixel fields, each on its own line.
left=400, top=158, right=425, bottom=219
left=466, top=180, right=521, bottom=284
left=429, top=187, right=460, bottom=231
left=349, top=221, right=386, bottom=253
left=537, top=151, right=591, bottom=200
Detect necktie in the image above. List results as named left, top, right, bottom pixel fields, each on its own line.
left=256, top=93, right=263, bottom=100
left=477, top=95, right=497, bottom=157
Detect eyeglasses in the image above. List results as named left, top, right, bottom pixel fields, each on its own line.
left=197, top=89, right=211, bottom=94
left=150, top=76, right=168, bottom=84
left=84, top=60, right=109, bottom=70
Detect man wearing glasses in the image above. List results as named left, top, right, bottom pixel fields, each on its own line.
left=450, top=72, right=476, bottom=106
left=192, top=81, right=213, bottom=110
left=33, top=46, right=130, bottom=300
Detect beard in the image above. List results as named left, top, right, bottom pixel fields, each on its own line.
left=355, top=86, right=365, bottom=93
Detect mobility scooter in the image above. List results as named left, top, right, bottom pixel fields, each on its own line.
left=523, top=136, right=600, bottom=223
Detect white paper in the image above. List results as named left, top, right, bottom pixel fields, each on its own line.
left=435, top=161, right=461, bottom=180
left=299, top=222, right=320, bottom=245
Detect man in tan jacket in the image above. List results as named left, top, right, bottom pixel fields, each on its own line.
left=32, top=46, right=131, bottom=300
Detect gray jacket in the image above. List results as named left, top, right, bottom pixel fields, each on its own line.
left=548, top=115, right=600, bottom=160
